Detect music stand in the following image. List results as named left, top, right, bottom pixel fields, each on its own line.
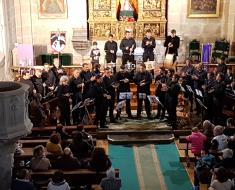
left=195, top=89, right=203, bottom=98
left=71, top=101, right=83, bottom=112
left=119, top=92, right=133, bottom=100
left=195, top=98, right=207, bottom=128
left=186, top=85, right=194, bottom=95
left=80, top=98, right=94, bottom=125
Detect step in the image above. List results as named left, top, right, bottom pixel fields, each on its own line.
left=178, top=149, right=195, bottom=162
left=107, top=131, right=174, bottom=144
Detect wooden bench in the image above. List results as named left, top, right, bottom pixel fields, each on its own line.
left=30, top=169, right=119, bottom=187
left=30, top=125, right=97, bottom=136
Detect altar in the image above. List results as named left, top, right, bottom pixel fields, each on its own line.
left=88, top=0, right=167, bottom=40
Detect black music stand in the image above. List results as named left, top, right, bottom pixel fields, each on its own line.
left=138, top=93, right=146, bottom=100
left=195, top=98, right=207, bottom=128
left=80, top=98, right=94, bottom=125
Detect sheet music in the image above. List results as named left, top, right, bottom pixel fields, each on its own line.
left=195, top=89, right=203, bottom=97
left=186, top=85, right=193, bottom=93
left=138, top=93, right=146, bottom=99
left=119, top=92, right=133, bottom=100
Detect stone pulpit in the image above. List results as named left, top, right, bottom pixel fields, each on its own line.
left=0, top=82, right=32, bottom=189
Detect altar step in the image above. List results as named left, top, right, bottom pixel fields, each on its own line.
left=99, top=130, right=174, bottom=144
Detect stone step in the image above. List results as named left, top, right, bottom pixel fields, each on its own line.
left=107, top=131, right=174, bottom=144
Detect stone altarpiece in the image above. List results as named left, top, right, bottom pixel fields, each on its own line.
left=88, top=0, right=167, bottom=40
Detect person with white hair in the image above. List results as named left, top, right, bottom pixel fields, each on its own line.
left=212, top=125, right=228, bottom=151
left=57, top=75, right=71, bottom=126
left=100, top=167, right=121, bottom=190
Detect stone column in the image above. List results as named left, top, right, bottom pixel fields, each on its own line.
left=0, top=82, right=32, bottom=190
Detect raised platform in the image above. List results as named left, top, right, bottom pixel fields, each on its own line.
left=104, top=130, right=174, bottom=144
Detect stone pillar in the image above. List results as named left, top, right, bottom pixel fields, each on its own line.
left=0, top=82, right=32, bottom=190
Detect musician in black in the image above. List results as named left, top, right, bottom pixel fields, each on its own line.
left=155, top=67, right=168, bottom=120
left=166, top=74, right=181, bottom=129
left=31, top=68, right=45, bottom=96
left=120, top=30, right=136, bottom=66
left=69, top=69, right=83, bottom=125
left=102, top=67, right=117, bottom=123
left=134, top=63, right=152, bottom=119
left=104, top=34, right=118, bottom=73
left=42, top=63, right=57, bottom=94
left=57, top=75, right=71, bottom=126
left=142, top=29, right=156, bottom=62
left=92, top=75, right=109, bottom=128
left=192, top=63, right=207, bottom=115
left=164, top=29, right=180, bottom=64
left=80, top=63, right=96, bottom=99
left=115, top=65, right=133, bottom=119
left=180, top=58, right=195, bottom=112
left=212, top=73, right=226, bottom=125
left=51, top=58, right=67, bottom=86
left=203, top=72, right=216, bottom=121
left=20, top=70, right=34, bottom=100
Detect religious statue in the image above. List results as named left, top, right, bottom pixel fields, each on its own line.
left=119, top=0, right=135, bottom=22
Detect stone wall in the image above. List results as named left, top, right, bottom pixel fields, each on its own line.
left=10, top=0, right=235, bottom=67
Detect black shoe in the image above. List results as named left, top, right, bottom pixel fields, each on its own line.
left=135, top=115, right=141, bottom=119
left=147, top=115, right=153, bottom=120
left=154, top=115, right=160, bottom=119
left=100, top=125, right=109, bottom=128
left=128, top=115, right=133, bottom=119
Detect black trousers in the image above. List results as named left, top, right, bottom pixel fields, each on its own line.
left=143, top=51, right=154, bottom=62
left=166, top=98, right=177, bottom=129
left=122, top=54, right=134, bottom=65
left=156, top=93, right=166, bottom=118
left=94, top=101, right=107, bottom=127
left=116, top=92, right=132, bottom=118
left=137, top=95, right=151, bottom=117
left=106, top=97, right=115, bottom=121
left=59, top=99, right=71, bottom=126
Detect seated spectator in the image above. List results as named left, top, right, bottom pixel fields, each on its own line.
left=216, top=148, right=235, bottom=169
left=203, top=120, right=215, bottom=150
left=31, top=145, right=51, bottom=171
left=100, top=167, right=121, bottom=190
left=228, top=134, right=235, bottom=150
left=54, top=148, right=81, bottom=170
left=209, top=167, right=234, bottom=190
left=55, top=124, right=70, bottom=141
left=11, top=169, right=36, bottom=190
left=69, top=131, right=93, bottom=160
left=213, top=125, right=228, bottom=151
left=88, top=147, right=112, bottom=172
left=193, top=149, right=216, bottom=190
left=186, top=127, right=207, bottom=156
left=47, top=170, right=70, bottom=190
left=76, top=125, right=94, bottom=151
left=46, top=133, right=63, bottom=156
left=223, top=118, right=235, bottom=137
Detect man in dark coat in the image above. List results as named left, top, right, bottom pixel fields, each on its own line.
left=164, top=29, right=180, bottom=63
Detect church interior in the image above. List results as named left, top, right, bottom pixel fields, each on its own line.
left=0, top=0, right=235, bottom=190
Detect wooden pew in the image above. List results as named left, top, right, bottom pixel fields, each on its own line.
left=30, top=125, right=97, bottom=136
left=30, top=169, right=119, bottom=187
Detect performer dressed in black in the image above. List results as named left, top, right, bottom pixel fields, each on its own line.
left=92, top=75, right=109, bottom=128
left=164, top=29, right=180, bottom=64
left=57, top=75, right=71, bottom=126
left=42, top=63, right=57, bottom=95
left=120, top=30, right=136, bottom=66
left=102, top=68, right=117, bottom=123
left=104, top=34, right=118, bottom=73
left=166, top=74, right=181, bottom=129
left=69, top=69, right=83, bottom=125
left=20, top=70, right=34, bottom=100
left=115, top=65, right=133, bottom=119
left=50, top=58, right=67, bottom=87
left=31, top=68, right=45, bottom=96
left=80, top=63, right=96, bottom=99
left=142, top=29, right=156, bottom=62
left=155, top=67, right=168, bottom=120
left=212, top=73, right=226, bottom=125
left=134, top=63, right=152, bottom=119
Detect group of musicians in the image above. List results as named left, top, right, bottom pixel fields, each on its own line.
left=18, top=29, right=234, bottom=129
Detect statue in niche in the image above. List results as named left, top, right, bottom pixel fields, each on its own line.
left=143, top=0, right=161, bottom=9
left=117, top=0, right=138, bottom=21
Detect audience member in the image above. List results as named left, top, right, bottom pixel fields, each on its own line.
left=54, top=148, right=81, bottom=170
left=223, top=118, right=235, bottom=137
left=186, top=127, right=207, bottom=156
left=209, top=167, right=234, bottom=190
left=47, top=170, right=70, bottom=190
left=46, top=133, right=63, bottom=156
left=11, top=169, right=36, bottom=190
left=88, top=147, right=112, bottom=172
left=100, top=167, right=121, bottom=190
left=213, top=125, right=228, bottom=151
left=31, top=145, right=51, bottom=171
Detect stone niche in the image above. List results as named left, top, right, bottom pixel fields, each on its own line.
left=0, top=82, right=32, bottom=140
